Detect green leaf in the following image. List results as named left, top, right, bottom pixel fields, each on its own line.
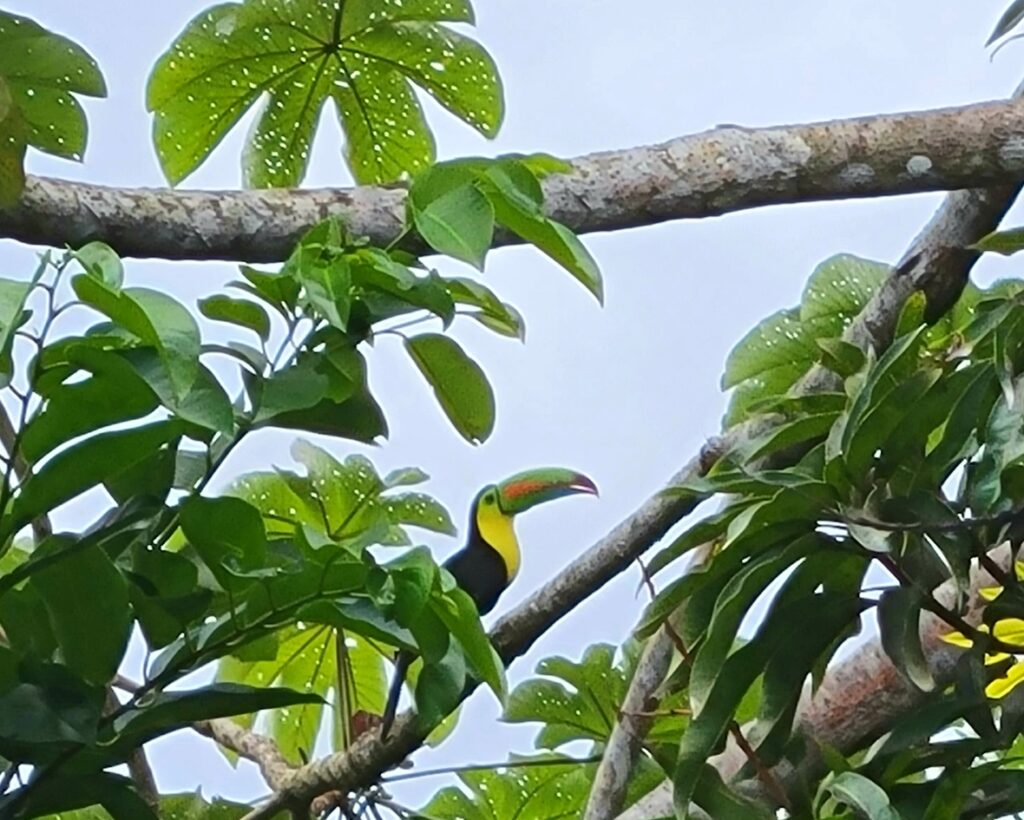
left=878, top=586, right=935, bottom=692
left=30, top=536, right=131, bottom=685
left=21, top=347, right=160, bottom=462
left=821, top=772, right=900, bottom=820
left=0, top=76, right=27, bottom=206
left=988, top=1, right=1024, bottom=44
left=411, top=181, right=495, bottom=269
left=445, top=276, right=524, bottom=340
left=6, top=420, right=183, bottom=541
left=724, top=254, right=888, bottom=423
left=674, top=594, right=861, bottom=815
left=0, top=11, right=106, bottom=161
left=180, top=496, right=268, bottom=587
left=974, top=229, right=1024, bottom=256
left=432, top=587, right=506, bottom=704
left=127, top=546, right=212, bottom=649
left=405, top=333, right=495, bottom=443
left=0, top=271, right=37, bottom=384
left=218, top=625, right=335, bottom=763
left=505, top=645, right=626, bottom=749
left=71, top=241, right=123, bottom=290
left=148, top=1, right=502, bottom=186
left=108, top=683, right=323, bottom=752
left=489, top=200, right=603, bottom=303
left=0, top=773, right=155, bottom=819
left=73, top=277, right=202, bottom=399
left=199, top=294, right=271, bottom=341
left=689, top=535, right=820, bottom=713
left=0, top=660, right=104, bottom=763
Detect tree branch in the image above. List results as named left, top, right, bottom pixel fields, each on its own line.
left=5, top=99, right=1024, bottom=261
left=239, top=110, right=1023, bottom=812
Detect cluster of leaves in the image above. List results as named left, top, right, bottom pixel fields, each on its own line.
left=421, top=645, right=668, bottom=818
left=629, top=250, right=1024, bottom=818
left=0, top=140, right=598, bottom=816
left=0, top=10, right=105, bottom=205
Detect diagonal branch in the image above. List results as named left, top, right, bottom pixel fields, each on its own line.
left=612, top=94, right=1024, bottom=817
left=4, top=98, right=1024, bottom=261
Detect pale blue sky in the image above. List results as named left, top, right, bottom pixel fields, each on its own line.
left=2, top=0, right=1023, bottom=811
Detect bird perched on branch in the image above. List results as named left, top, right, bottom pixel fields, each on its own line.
left=381, top=467, right=598, bottom=736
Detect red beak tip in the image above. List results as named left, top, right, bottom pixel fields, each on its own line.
left=575, top=475, right=599, bottom=496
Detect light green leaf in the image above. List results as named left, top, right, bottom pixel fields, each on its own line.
left=405, top=333, right=495, bottom=443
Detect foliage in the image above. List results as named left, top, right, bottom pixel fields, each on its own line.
left=0, top=11, right=105, bottom=204
left=631, top=248, right=1024, bottom=817
left=147, top=0, right=503, bottom=187
left=0, top=77, right=596, bottom=816
left=421, top=645, right=666, bottom=818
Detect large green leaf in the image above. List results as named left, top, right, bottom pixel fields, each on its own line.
left=6, top=420, right=184, bottom=541
left=504, top=645, right=628, bottom=749
left=0, top=11, right=105, bottom=164
left=30, top=536, right=131, bottom=686
left=405, top=333, right=495, bottom=443
left=73, top=277, right=202, bottom=400
left=147, top=0, right=501, bottom=186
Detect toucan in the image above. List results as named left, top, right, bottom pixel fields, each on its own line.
left=380, top=467, right=598, bottom=736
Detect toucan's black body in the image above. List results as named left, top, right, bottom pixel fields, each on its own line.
left=379, top=469, right=597, bottom=738
left=441, top=514, right=509, bottom=617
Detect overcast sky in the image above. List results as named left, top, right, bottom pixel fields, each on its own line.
left=2, top=0, right=1024, bottom=811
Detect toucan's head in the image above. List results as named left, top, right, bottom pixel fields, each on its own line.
left=475, top=467, right=598, bottom=518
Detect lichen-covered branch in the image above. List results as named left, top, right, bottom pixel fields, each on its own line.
left=4, top=99, right=1024, bottom=261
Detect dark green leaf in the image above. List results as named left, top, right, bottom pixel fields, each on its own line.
left=30, top=536, right=131, bottom=685
left=179, top=496, right=268, bottom=587
left=73, top=277, right=201, bottom=399
left=432, top=587, right=506, bottom=703
left=878, top=586, right=934, bottom=692
left=6, top=421, right=183, bottom=541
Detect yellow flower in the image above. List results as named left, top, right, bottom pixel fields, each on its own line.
left=941, top=618, right=1024, bottom=698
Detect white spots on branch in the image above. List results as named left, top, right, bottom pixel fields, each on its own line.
left=905, top=154, right=933, bottom=176
left=998, top=136, right=1024, bottom=170
left=837, top=162, right=876, bottom=187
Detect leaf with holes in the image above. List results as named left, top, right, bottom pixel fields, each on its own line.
left=0, top=10, right=105, bottom=164
left=504, top=645, right=626, bottom=749
left=147, top=0, right=502, bottom=186
left=724, top=254, right=889, bottom=424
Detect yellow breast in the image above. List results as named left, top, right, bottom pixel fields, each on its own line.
left=476, top=502, right=520, bottom=581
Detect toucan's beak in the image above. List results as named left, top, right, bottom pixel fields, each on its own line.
left=495, top=468, right=598, bottom=516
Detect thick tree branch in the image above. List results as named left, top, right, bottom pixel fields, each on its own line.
left=5, top=99, right=1024, bottom=261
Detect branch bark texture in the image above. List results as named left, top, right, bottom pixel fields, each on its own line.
left=4, top=99, right=1024, bottom=261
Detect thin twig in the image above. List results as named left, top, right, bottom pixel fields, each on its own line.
left=381, top=754, right=603, bottom=785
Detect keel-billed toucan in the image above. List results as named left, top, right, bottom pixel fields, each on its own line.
left=381, top=467, right=598, bottom=736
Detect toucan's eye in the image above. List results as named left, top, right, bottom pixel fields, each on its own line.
left=483, top=495, right=495, bottom=505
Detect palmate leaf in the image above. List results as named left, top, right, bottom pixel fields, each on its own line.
left=504, top=645, right=626, bottom=749
left=228, top=439, right=454, bottom=545
left=147, top=0, right=503, bottom=186
left=0, top=11, right=105, bottom=163
left=723, top=254, right=889, bottom=424
left=422, top=753, right=664, bottom=820
left=216, top=624, right=388, bottom=764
